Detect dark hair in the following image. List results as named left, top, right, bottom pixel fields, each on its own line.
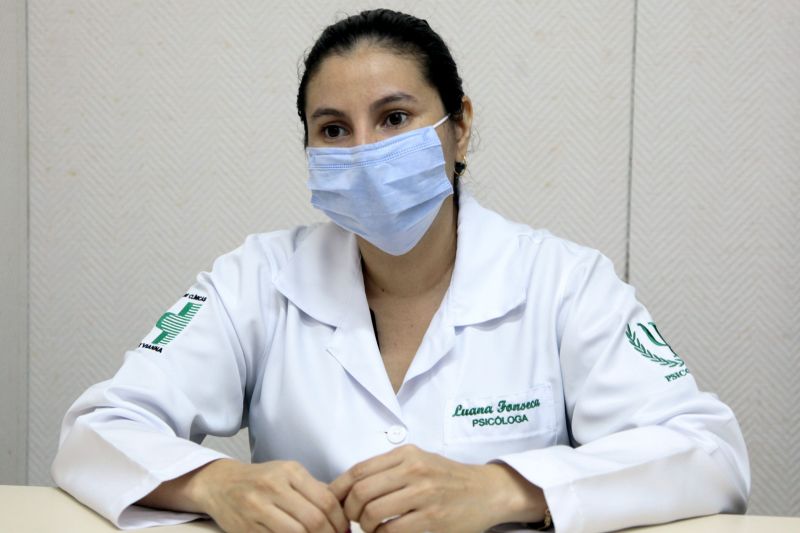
left=296, top=9, right=465, bottom=146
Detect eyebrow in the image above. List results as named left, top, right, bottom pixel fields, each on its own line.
left=309, top=92, right=418, bottom=121
left=370, top=91, right=418, bottom=111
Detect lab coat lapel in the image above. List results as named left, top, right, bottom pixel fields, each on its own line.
left=402, top=190, right=528, bottom=385
left=401, top=304, right=456, bottom=386
left=273, top=223, right=402, bottom=419
left=327, top=303, right=403, bottom=420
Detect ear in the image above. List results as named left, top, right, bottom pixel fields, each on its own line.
left=453, top=95, right=473, bottom=161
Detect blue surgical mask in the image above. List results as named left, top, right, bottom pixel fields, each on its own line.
left=306, top=115, right=453, bottom=256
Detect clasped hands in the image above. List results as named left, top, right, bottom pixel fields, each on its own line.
left=200, top=444, right=545, bottom=533
left=332, top=444, right=518, bottom=533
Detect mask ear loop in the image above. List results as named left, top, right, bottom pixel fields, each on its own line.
left=432, top=114, right=450, bottom=129
left=434, top=113, right=464, bottom=200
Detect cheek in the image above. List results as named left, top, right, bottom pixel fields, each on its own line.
left=441, top=149, right=456, bottom=181
left=438, top=130, right=458, bottom=176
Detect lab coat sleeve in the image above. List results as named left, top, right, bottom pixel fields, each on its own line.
left=496, top=251, right=750, bottom=533
left=51, top=235, right=275, bottom=529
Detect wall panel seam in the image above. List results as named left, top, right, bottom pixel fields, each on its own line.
left=0, top=0, right=30, bottom=485
left=624, top=0, right=639, bottom=284
left=23, top=0, right=30, bottom=485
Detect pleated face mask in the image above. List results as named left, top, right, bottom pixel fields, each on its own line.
left=306, top=115, right=453, bottom=256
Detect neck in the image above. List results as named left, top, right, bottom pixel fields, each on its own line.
left=360, top=197, right=458, bottom=299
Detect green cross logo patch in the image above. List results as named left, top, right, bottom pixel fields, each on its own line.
left=152, top=302, right=202, bottom=345
left=626, top=322, right=685, bottom=368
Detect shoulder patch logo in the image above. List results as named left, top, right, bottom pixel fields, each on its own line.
left=626, top=322, right=685, bottom=369
left=152, top=302, right=202, bottom=346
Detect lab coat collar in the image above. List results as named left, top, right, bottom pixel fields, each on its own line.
left=273, top=192, right=527, bottom=417
left=273, top=223, right=363, bottom=328
left=273, top=190, right=527, bottom=329
left=273, top=223, right=403, bottom=418
left=448, top=190, right=527, bottom=326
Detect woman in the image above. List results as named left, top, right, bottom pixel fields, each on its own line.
left=52, top=9, right=749, bottom=533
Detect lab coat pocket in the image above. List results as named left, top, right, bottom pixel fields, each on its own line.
left=444, top=384, right=556, bottom=446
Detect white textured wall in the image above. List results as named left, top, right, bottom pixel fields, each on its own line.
left=24, top=0, right=799, bottom=517
left=0, top=0, right=28, bottom=485
left=631, top=1, right=800, bottom=517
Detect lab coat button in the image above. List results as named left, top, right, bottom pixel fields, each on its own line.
left=386, top=425, right=407, bottom=444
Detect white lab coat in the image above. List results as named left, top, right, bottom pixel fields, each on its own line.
left=52, top=192, right=749, bottom=532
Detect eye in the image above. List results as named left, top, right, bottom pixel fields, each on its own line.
left=384, top=111, right=409, bottom=128
left=322, top=125, right=347, bottom=139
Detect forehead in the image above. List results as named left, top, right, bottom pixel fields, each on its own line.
left=305, top=44, right=438, bottom=113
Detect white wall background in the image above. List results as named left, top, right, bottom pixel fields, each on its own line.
left=4, top=0, right=797, bottom=518
left=631, top=1, right=800, bottom=517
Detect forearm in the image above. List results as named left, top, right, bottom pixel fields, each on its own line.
left=496, top=424, right=748, bottom=532
left=136, top=458, right=233, bottom=514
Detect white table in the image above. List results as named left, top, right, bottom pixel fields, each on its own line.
left=2, top=486, right=798, bottom=532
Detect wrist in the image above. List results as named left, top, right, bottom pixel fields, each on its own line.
left=186, top=458, right=238, bottom=512
left=479, top=463, right=548, bottom=526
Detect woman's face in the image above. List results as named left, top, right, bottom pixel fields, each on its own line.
left=304, top=43, right=471, bottom=180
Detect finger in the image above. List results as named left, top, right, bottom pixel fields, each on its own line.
left=277, top=484, right=343, bottom=533
left=259, top=504, right=307, bottom=533
left=374, top=510, right=425, bottom=533
left=330, top=450, right=405, bottom=501
left=343, top=464, right=409, bottom=524
left=291, top=475, right=349, bottom=533
left=357, top=486, right=418, bottom=533
left=256, top=521, right=276, bottom=533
